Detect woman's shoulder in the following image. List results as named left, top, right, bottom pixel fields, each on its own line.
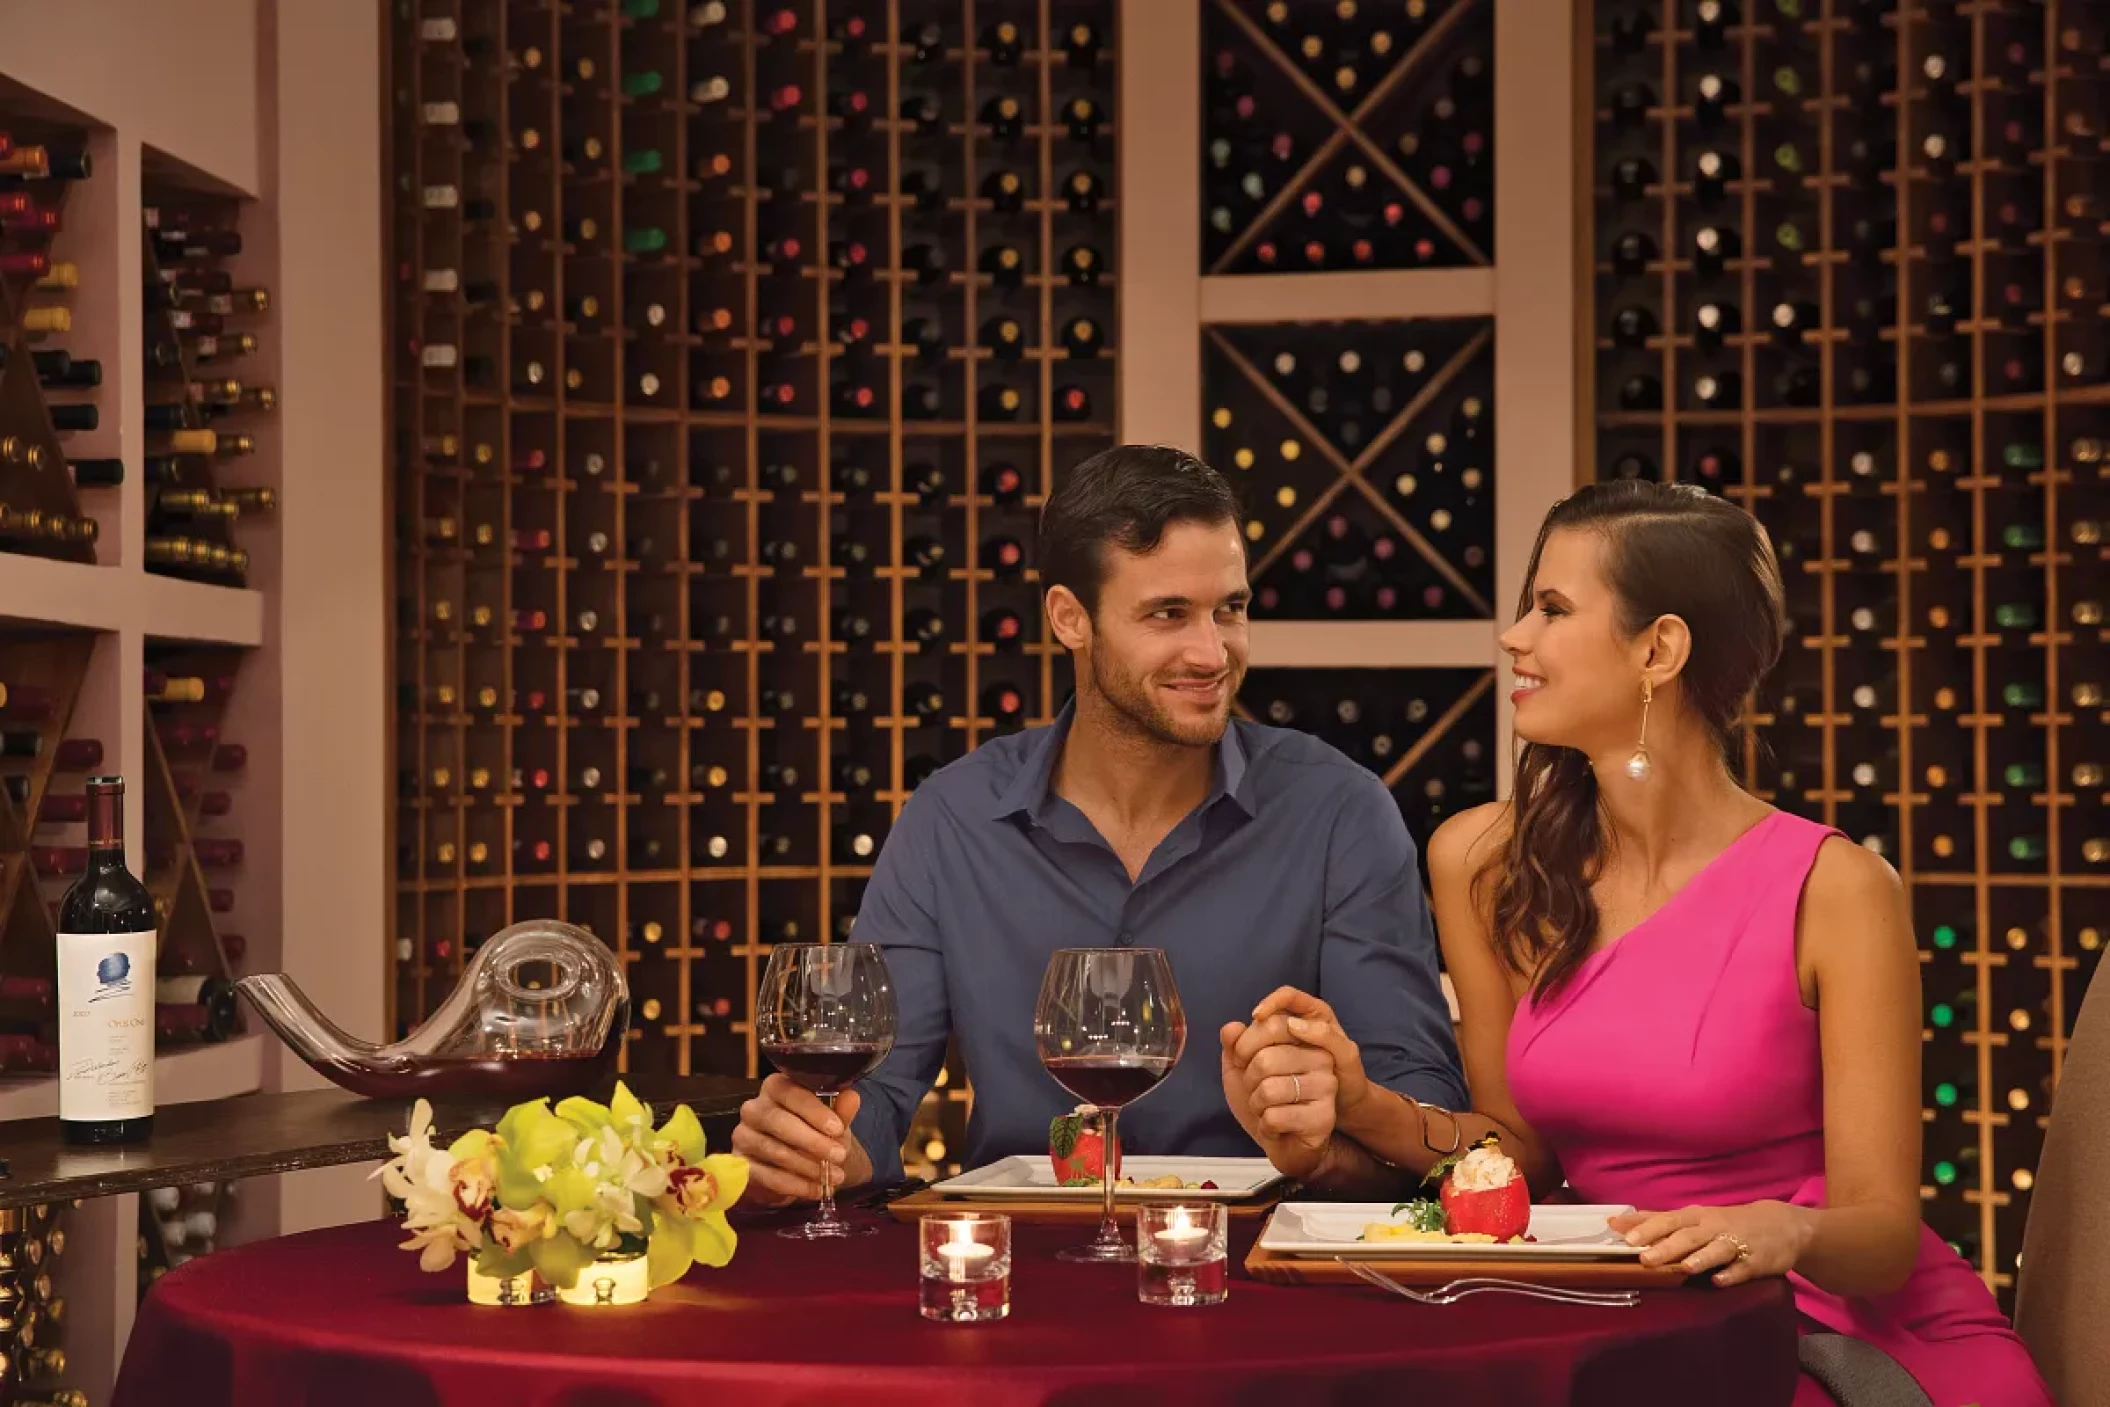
left=1428, top=801, right=1513, bottom=888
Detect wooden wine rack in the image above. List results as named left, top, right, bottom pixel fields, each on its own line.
left=386, top=0, right=1118, bottom=1177
left=1584, top=0, right=2107, bottom=1306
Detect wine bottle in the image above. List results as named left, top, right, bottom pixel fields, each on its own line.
left=1609, top=231, right=1657, bottom=279
left=156, top=975, right=240, bottom=1043
left=981, top=682, right=1026, bottom=723
left=1610, top=306, right=1658, bottom=349
left=1616, top=375, right=1662, bottom=411
left=981, top=535, right=1026, bottom=576
left=1007, top=230, right=1070, bottom=283
left=57, top=776, right=156, bottom=1144
left=904, top=681, right=946, bottom=718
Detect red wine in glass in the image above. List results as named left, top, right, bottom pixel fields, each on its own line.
left=755, top=943, right=899, bottom=1239
left=1041, top=1054, right=1173, bottom=1108
left=761, top=1040, right=890, bottom=1095
left=1033, top=948, right=1186, bottom=1263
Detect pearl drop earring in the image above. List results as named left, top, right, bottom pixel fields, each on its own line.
left=1624, top=677, right=1655, bottom=782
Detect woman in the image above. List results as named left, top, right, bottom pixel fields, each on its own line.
left=1223, top=481, right=2049, bottom=1406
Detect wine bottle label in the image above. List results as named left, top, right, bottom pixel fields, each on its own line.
left=57, top=926, right=158, bottom=1122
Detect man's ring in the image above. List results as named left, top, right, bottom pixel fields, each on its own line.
left=1290, top=1074, right=1303, bottom=1104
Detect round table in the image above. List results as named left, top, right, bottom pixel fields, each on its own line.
left=113, top=1213, right=1799, bottom=1407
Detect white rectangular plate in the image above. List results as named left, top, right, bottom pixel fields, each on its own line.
left=931, top=1155, right=1288, bottom=1201
left=1259, top=1202, right=1647, bottom=1258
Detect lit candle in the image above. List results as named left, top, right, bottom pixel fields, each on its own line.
left=942, top=1221, right=996, bottom=1276
left=1154, top=1206, right=1210, bottom=1258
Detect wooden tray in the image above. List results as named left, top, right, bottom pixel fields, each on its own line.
left=1243, top=1238, right=1691, bottom=1290
left=885, top=1186, right=1290, bottom=1226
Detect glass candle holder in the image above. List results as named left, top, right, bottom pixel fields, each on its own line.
left=919, top=1213, right=1011, bottom=1323
left=1136, top=1203, right=1228, bottom=1307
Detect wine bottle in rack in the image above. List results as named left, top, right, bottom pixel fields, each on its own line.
left=57, top=776, right=156, bottom=1144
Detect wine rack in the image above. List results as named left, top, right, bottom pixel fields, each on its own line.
left=137, top=1180, right=237, bottom=1304
left=1238, top=664, right=1498, bottom=877
left=0, top=114, right=101, bottom=564
left=1203, top=316, right=1494, bottom=620
left=385, top=0, right=1115, bottom=1186
left=1202, top=0, right=1493, bottom=274
left=141, top=184, right=280, bottom=589
left=0, top=633, right=94, bottom=1076
left=1, top=1202, right=77, bottom=1406
left=0, top=635, right=251, bottom=1084
left=1586, top=0, right=2106, bottom=1308
left=138, top=645, right=249, bottom=1041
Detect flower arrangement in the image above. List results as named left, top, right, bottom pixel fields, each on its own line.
left=375, top=1080, right=749, bottom=1294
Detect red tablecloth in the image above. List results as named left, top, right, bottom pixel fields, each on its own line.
left=114, top=1213, right=1799, bottom=1407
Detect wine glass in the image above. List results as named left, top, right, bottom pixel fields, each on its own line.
left=1033, top=947, right=1187, bottom=1263
left=755, top=943, right=899, bottom=1239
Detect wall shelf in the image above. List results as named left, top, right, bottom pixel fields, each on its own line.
left=1200, top=268, right=1497, bottom=324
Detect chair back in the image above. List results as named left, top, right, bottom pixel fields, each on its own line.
left=2015, top=955, right=2110, bottom=1406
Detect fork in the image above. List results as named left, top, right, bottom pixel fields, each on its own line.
left=1337, top=1258, right=1640, bottom=1307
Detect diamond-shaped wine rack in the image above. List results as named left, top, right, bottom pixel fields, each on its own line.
left=0, top=114, right=97, bottom=564
left=1202, top=0, right=1493, bottom=274
left=1238, top=664, right=1496, bottom=875
left=1205, top=316, right=1493, bottom=620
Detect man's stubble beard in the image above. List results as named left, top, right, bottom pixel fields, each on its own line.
left=1086, top=643, right=1239, bottom=750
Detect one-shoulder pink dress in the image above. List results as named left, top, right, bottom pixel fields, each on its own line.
left=1506, top=810, right=2052, bottom=1407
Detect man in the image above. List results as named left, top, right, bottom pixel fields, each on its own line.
left=732, top=444, right=1464, bottom=1203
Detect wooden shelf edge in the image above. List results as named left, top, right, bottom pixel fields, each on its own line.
left=141, top=576, right=267, bottom=647
left=0, top=1032, right=266, bottom=1122
left=1247, top=618, right=1501, bottom=669
left=0, top=554, right=265, bottom=646
left=0, top=551, right=131, bottom=633
left=1199, top=267, right=1498, bottom=325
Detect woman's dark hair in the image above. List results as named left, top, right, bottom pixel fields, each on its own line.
left=1036, top=445, right=1241, bottom=615
left=1475, top=479, right=1787, bottom=1000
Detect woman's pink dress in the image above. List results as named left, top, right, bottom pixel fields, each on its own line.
left=1505, top=810, right=2051, bottom=1407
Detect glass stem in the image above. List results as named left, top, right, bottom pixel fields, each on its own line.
left=1098, top=1108, right=1119, bottom=1244
left=816, top=1091, right=841, bottom=1225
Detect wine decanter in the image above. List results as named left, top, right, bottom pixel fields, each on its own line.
left=236, top=919, right=629, bottom=1099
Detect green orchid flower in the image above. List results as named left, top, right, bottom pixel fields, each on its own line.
left=643, top=1101, right=750, bottom=1287
left=492, top=1098, right=575, bottom=1210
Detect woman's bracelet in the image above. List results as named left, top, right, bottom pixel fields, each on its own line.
left=1411, top=1096, right=1466, bottom=1156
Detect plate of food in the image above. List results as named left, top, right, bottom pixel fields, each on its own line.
left=927, top=1107, right=1288, bottom=1201
left=1256, top=1135, right=1642, bottom=1258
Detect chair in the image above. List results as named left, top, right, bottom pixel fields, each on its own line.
left=2014, top=949, right=2110, bottom=1407
left=1797, top=1334, right=1932, bottom=1407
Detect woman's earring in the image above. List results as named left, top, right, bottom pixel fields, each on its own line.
left=1624, top=678, right=1654, bottom=782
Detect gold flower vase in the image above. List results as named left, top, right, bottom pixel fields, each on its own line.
left=556, top=1248, right=651, bottom=1307
left=466, top=1259, right=554, bottom=1306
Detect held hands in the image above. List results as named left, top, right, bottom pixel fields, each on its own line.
left=1608, top=1201, right=1814, bottom=1287
left=1219, top=987, right=1374, bottom=1181
left=730, top=1075, right=875, bottom=1207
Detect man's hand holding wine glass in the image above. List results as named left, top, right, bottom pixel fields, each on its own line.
left=732, top=1074, right=875, bottom=1206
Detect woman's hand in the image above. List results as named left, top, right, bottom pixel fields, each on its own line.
left=1218, top=1018, right=1339, bottom=1181
left=1608, top=1201, right=1816, bottom=1287
left=1246, top=987, right=1374, bottom=1122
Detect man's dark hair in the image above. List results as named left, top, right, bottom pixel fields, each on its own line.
left=1036, top=445, right=1242, bottom=615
